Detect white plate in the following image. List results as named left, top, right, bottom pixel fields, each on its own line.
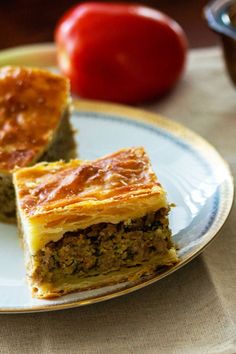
left=0, top=45, right=233, bottom=313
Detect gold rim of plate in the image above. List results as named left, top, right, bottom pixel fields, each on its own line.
left=0, top=44, right=234, bottom=313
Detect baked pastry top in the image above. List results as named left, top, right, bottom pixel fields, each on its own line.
left=13, top=147, right=167, bottom=254
left=0, top=66, right=69, bottom=172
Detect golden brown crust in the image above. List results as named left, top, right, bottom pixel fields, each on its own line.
left=14, top=147, right=168, bottom=254
left=15, top=147, right=161, bottom=215
left=0, top=66, right=69, bottom=172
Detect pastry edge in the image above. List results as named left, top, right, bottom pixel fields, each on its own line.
left=30, top=248, right=179, bottom=299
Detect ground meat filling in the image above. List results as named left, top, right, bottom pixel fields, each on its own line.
left=33, top=208, right=172, bottom=284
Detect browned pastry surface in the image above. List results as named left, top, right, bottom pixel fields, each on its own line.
left=0, top=66, right=69, bottom=172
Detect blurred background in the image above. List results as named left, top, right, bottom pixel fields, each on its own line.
left=0, top=0, right=218, bottom=50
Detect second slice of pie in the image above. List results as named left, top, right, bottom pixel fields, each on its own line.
left=0, top=66, right=76, bottom=222
left=13, top=147, right=178, bottom=298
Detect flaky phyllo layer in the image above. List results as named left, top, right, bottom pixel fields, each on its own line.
left=14, top=147, right=179, bottom=298
left=0, top=66, right=71, bottom=173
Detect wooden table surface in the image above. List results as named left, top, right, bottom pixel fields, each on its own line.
left=1, top=0, right=219, bottom=50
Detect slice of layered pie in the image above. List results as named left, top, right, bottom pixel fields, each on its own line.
left=13, top=147, right=178, bottom=299
left=0, top=66, right=76, bottom=222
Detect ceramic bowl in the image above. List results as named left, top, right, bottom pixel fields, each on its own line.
left=205, top=0, right=236, bottom=85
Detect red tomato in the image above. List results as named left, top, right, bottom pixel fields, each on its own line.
left=55, top=3, right=187, bottom=104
